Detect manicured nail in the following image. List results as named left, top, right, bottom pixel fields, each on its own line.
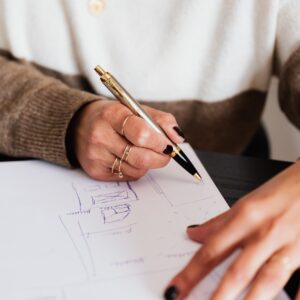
left=164, top=286, right=180, bottom=300
left=173, top=126, right=185, bottom=139
left=187, top=224, right=199, bottom=229
left=163, top=145, right=173, bottom=155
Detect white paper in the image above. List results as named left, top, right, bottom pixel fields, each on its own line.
left=0, top=144, right=289, bottom=300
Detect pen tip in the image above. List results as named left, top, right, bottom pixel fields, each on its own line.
left=193, top=173, right=202, bottom=182
left=94, top=65, right=105, bottom=76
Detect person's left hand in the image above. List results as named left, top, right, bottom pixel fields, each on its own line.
left=164, top=161, right=300, bottom=300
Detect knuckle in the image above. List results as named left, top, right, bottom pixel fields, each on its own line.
left=134, top=154, right=149, bottom=169
left=227, top=265, right=250, bottom=283
left=85, top=148, right=98, bottom=161
left=239, top=202, right=263, bottom=224
left=197, top=244, right=217, bottom=264
left=135, top=128, right=151, bottom=147
left=88, top=125, right=102, bottom=145
left=99, top=103, right=113, bottom=120
left=261, top=267, right=283, bottom=286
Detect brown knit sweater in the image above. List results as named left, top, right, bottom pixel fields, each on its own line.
left=0, top=47, right=300, bottom=167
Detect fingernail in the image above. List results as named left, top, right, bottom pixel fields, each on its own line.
left=173, top=126, right=185, bottom=139
left=187, top=224, right=199, bottom=229
left=164, top=286, right=180, bottom=300
left=163, top=145, right=173, bottom=155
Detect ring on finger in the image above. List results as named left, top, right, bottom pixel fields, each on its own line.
left=111, top=157, right=119, bottom=174
left=121, top=114, right=134, bottom=136
left=111, top=157, right=123, bottom=178
left=121, top=144, right=132, bottom=162
left=118, top=158, right=124, bottom=178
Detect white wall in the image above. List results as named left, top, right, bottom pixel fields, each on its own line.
left=263, top=78, right=300, bottom=162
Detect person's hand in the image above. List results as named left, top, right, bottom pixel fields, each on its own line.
left=74, top=99, right=184, bottom=181
left=164, top=161, right=300, bottom=300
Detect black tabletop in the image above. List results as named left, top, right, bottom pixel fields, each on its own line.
left=0, top=151, right=298, bottom=297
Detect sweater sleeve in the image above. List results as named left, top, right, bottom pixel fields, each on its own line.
left=0, top=55, right=100, bottom=166
left=276, top=0, right=300, bottom=130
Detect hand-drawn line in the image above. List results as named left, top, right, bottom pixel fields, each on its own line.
left=146, top=173, right=172, bottom=206
left=72, top=183, right=82, bottom=212
left=92, top=190, right=131, bottom=205
left=126, top=181, right=138, bottom=200
left=72, top=181, right=138, bottom=213
left=67, top=209, right=91, bottom=216
left=85, top=182, right=120, bottom=192
left=82, top=223, right=136, bottom=238
left=100, top=204, right=131, bottom=224
left=173, top=195, right=215, bottom=207
left=58, top=216, right=90, bottom=279
left=78, top=220, right=96, bottom=277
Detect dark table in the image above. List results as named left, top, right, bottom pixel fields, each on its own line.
left=0, top=151, right=299, bottom=297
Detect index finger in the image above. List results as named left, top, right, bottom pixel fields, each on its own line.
left=106, top=102, right=173, bottom=154
left=121, top=115, right=172, bottom=154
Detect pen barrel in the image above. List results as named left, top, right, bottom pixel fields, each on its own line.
left=95, top=66, right=201, bottom=180
left=100, top=74, right=166, bottom=136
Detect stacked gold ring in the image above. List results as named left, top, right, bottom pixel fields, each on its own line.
left=122, top=144, right=132, bottom=162
left=111, top=144, right=132, bottom=178
left=111, top=157, right=123, bottom=178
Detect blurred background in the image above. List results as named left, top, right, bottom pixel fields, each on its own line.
left=263, top=77, right=300, bottom=162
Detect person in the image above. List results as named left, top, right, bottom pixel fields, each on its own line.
left=0, top=1, right=299, bottom=299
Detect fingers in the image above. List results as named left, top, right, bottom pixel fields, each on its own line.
left=165, top=199, right=270, bottom=299
left=210, top=221, right=291, bottom=300
left=244, top=244, right=300, bottom=300
left=75, top=100, right=182, bottom=181
left=105, top=102, right=184, bottom=153
left=102, top=132, right=171, bottom=170
left=143, top=106, right=185, bottom=144
left=165, top=215, right=255, bottom=299
left=79, top=147, right=147, bottom=181
left=118, top=115, right=173, bottom=153
left=187, top=211, right=229, bottom=243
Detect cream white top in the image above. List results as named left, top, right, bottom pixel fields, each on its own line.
left=0, top=0, right=300, bottom=102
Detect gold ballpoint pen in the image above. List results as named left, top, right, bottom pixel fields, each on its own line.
left=94, top=65, right=202, bottom=182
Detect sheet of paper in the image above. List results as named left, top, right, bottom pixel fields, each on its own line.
left=0, top=144, right=289, bottom=300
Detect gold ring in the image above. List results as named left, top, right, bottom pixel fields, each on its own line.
left=121, top=115, right=133, bottom=136
left=111, top=157, right=119, bottom=174
left=118, top=159, right=124, bottom=178
left=111, top=157, right=123, bottom=178
left=268, top=254, right=292, bottom=272
left=121, top=144, right=132, bottom=162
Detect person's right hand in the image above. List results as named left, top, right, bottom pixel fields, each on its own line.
left=74, top=99, right=185, bottom=181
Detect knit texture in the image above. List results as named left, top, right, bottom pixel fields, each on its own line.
left=0, top=56, right=100, bottom=166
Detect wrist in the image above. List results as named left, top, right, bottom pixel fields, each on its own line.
left=65, top=101, right=94, bottom=167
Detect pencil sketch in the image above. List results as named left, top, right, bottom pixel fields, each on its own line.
left=101, top=203, right=131, bottom=224
left=59, top=180, right=142, bottom=278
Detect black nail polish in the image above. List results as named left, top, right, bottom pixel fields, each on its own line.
left=164, top=286, right=180, bottom=300
left=173, top=126, right=185, bottom=139
left=163, top=145, right=173, bottom=155
left=187, top=224, right=199, bottom=229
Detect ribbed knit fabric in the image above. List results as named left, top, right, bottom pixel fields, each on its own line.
left=0, top=57, right=100, bottom=165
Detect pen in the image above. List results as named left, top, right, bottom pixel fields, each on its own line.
left=94, top=65, right=202, bottom=182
